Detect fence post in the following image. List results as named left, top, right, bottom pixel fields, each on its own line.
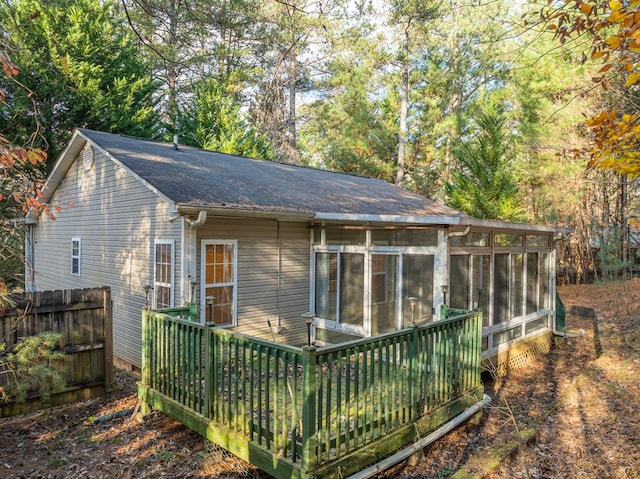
left=301, top=345, right=317, bottom=474
left=103, top=288, right=113, bottom=389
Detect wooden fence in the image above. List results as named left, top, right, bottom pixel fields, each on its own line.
left=139, top=307, right=484, bottom=479
left=0, top=287, right=113, bottom=417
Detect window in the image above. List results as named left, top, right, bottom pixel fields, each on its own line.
left=402, top=254, right=434, bottom=328
left=371, top=254, right=397, bottom=334
left=450, top=255, right=470, bottom=309
left=449, top=232, right=490, bottom=248
left=71, top=238, right=81, bottom=276
left=339, top=253, right=365, bottom=327
left=313, top=226, right=439, bottom=336
left=494, top=254, right=509, bottom=324
left=154, top=240, right=174, bottom=309
left=325, top=227, right=366, bottom=245
left=371, top=255, right=391, bottom=304
left=314, top=251, right=365, bottom=330
left=511, top=254, right=524, bottom=319
left=202, top=241, right=236, bottom=325
left=494, top=233, right=523, bottom=247
left=527, top=234, right=550, bottom=248
left=526, top=253, right=539, bottom=314
left=315, top=252, right=338, bottom=321
left=539, top=253, right=550, bottom=309
left=450, top=254, right=490, bottom=326
left=372, top=229, right=437, bottom=246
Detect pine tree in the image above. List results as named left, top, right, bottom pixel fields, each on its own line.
left=446, top=106, right=525, bottom=221
left=0, top=0, right=160, bottom=163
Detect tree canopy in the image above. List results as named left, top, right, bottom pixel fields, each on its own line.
left=543, top=0, right=640, bottom=176
left=1, top=0, right=638, bottom=284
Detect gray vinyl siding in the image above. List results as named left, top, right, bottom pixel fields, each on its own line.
left=32, top=147, right=182, bottom=368
left=197, top=218, right=311, bottom=345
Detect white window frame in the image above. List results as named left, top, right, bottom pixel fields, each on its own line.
left=200, top=240, right=238, bottom=326
left=312, top=244, right=439, bottom=337
left=71, top=237, right=81, bottom=276
left=153, top=239, right=175, bottom=309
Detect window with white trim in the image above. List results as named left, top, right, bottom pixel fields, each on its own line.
left=201, top=240, right=237, bottom=325
left=154, top=240, right=174, bottom=309
left=71, top=238, right=81, bottom=276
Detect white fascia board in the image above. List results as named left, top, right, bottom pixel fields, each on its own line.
left=460, top=217, right=572, bottom=234
left=177, top=204, right=314, bottom=222
left=313, top=213, right=463, bottom=226
left=84, top=132, right=177, bottom=213
left=39, top=129, right=87, bottom=205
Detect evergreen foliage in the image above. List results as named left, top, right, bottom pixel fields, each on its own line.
left=446, top=106, right=525, bottom=222
left=0, top=293, right=65, bottom=404
left=0, top=0, right=160, bottom=163
left=176, top=79, right=274, bottom=160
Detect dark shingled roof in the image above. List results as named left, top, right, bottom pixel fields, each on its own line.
left=79, top=129, right=463, bottom=218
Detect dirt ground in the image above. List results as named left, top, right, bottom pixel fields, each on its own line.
left=1, top=278, right=639, bottom=479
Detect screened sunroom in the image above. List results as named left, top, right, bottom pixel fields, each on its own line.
left=310, top=222, right=559, bottom=359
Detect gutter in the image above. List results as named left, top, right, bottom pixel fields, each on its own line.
left=313, top=213, right=463, bottom=226
left=460, top=217, right=572, bottom=234
left=345, top=394, right=492, bottom=479
left=185, top=210, right=207, bottom=229
left=176, top=204, right=313, bottom=222
left=448, top=224, right=471, bottom=238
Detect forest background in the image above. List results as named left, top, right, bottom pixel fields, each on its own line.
left=1, top=0, right=639, bottom=288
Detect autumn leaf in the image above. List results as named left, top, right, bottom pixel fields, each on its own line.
left=605, top=35, right=622, bottom=49
left=580, top=3, right=593, bottom=15
left=625, top=71, right=640, bottom=86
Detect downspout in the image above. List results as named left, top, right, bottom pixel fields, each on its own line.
left=345, top=394, right=492, bottom=479
left=551, top=233, right=582, bottom=337
left=26, top=223, right=35, bottom=292
left=186, top=210, right=207, bottom=229
left=437, top=226, right=470, bottom=318
left=448, top=224, right=471, bottom=238
left=185, top=211, right=207, bottom=317
left=20, top=219, right=36, bottom=292
left=275, top=220, right=283, bottom=333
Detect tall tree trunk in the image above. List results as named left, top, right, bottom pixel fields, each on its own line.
left=396, top=24, right=410, bottom=186
left=166, top=0, right=179, bottom=133
left=287, top=50, right=297, bottom=159
left=620, top=173, right=629, bottom=275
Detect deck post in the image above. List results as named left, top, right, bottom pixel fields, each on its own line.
left=301, top=345, right=317, bottom=475
left=140, top=308, right=152, bottom=416
left=473, top=311, right=482, bottom=387
left=410, top=324, right=420, bottom=418
left=204, top=322, right=215, bottom=419
left=142, top=308, right=151, bottom=387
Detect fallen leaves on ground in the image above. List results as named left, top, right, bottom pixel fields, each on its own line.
left=385, top=277, right=640, bottom=479
left=1, top=279, right=639, bottom=478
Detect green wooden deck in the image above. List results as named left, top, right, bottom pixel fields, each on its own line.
left=138, top=308, right=484, bottom=479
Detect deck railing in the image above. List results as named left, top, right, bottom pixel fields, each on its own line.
left=140, top=308, right=483, bottom=478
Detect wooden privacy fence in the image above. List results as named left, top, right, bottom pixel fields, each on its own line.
left=0, top=287, right=113, bottom=417
left=139, top=307, right=484, bottom=479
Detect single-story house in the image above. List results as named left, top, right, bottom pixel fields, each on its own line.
left=25, top=129, right=568, bottom=373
